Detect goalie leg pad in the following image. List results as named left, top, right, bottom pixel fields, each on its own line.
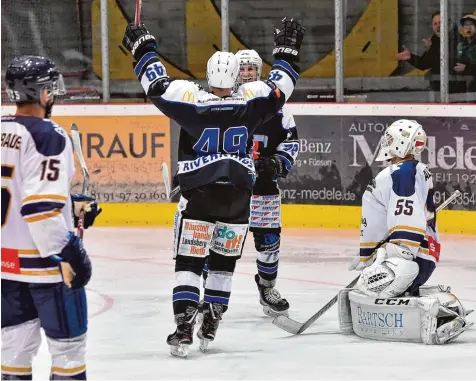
left=337, top=289, right=354, bottom=334
left=345, top=290, right=472, bottom=344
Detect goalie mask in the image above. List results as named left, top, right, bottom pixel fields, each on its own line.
left=235, top=49, right=263, bottom=84
left=376, top=119, right=427, bottom=161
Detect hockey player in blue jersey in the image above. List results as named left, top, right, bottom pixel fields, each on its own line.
left=1, top=55, right=101, bottom=380
left=201, top=49, right=299, bottom=317
left=340, top=119, right=472, bottom=344
left=123, top=18, right=304, bottom=356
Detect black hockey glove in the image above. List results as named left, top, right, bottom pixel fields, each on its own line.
left=55, top=234, right=92, bottom=289
left=255, top=156, right=284, bottom=179
left=273, top=17, right=305, bottom=69
left=122, top=22, right=157, bottom=61
left=71, top=194, right=102, bottom=229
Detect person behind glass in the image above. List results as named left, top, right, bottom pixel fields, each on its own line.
left=455, top=14, right=476, bottom=93
left=396, top=11, right=459, bottom=92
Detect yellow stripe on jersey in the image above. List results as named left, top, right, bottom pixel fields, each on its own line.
left=24, top=209, right=62, bottom=223
left=389, top=239, right=421, bottom=248
left=20, top=269, right=61, bottom=276
left=23, top=194, right=68, bottom=203
left=51, top=365, right=86, bottom=375
left=388, top=225, right=426, bottom=234
left=419, top=247, right=430, bottom=254
left=18, top=249, right=40, bottom=255
left=1, top=365, right=33, bottom=374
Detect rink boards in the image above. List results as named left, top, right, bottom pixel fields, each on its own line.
left=94, top=202, right=474, bottom=234
left=2, top=103, right=475, bottom=234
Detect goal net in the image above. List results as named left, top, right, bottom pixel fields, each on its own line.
left=1, top=0, right=99, bottom=103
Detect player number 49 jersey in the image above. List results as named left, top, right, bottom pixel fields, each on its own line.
left=1, top=116, right=75, bottom=283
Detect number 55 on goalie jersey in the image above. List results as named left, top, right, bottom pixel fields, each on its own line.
left=359, top=159, right=440, bottom=290
left=1, top=116, right=75, bottom=283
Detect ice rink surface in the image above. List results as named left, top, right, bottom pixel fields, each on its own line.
left=32, top=228, right=476, bottom=380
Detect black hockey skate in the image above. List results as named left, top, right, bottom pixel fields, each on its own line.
left=166, top=307, right=198, bottom=358
left=197, top=302, right=223, bottom=352
left=255, top=274, right=289, bottom=317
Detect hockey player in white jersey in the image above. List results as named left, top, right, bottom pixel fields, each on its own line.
left=1, top=56, right=100, bottom=380
left=340, top=119, right=472, bottom=344
left=122, top=18, right=304, bottom=356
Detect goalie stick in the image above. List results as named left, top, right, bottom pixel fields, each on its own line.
left=272, top=190, right=462, bottom=335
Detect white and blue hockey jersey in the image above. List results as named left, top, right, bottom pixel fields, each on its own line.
left=359, top=159, right=440, bottom=290
left=133, top=52, right=299, bottom=191
left=1, top=116, right=75, bottom=283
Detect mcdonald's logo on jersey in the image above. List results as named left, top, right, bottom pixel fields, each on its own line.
left=181, top=91, right=195, bottom=103
left=243, top=89, right=255, bottom=100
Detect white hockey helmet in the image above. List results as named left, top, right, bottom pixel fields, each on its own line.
left=376, top=119, right=427, bottom=161
left=206, top=51, right=240, bottom=90
left=235, top=49, right=263, bottom=83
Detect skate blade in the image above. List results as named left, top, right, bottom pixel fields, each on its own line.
left=199, top=338, right=210, bottom=352
left=263, top=305, right=289, bottom=318
left=170, top=343, right=189, bottom=358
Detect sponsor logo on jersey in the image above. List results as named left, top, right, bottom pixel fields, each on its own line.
left=181, top=91, right=195, bottom=103
left=243, top=89, right=255, bottom=100
left=178, top=154, right=254, bottom=173
left=178, top=220, right=214, bottom=257
left=216, top=226, right=243, bottom=250
left=212, top=223, right=247, bottom=256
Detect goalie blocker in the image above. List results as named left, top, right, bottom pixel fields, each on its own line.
left=338, top=286, right=473, bottom=345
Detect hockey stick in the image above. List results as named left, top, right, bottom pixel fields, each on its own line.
left=71, top=123, right=90, bottom=240
left=135, top=0, right=142, bottom=26
left=273, top=190, right=462, bottom=335
left=161, top=162, right=171, bottom=199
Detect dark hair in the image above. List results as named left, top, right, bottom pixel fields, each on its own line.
left=431, top=11, right=440, bottom=20
left=16, top=100, right=38, bottom=107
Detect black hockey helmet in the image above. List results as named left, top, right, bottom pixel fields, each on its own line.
left=5, top=55, right=66, bottom=103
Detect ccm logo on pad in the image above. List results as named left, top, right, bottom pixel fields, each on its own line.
left=375, top=298, right=410, bottom=305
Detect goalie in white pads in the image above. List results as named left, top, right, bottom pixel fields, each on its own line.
left=340, top=119, right=472, bottom=345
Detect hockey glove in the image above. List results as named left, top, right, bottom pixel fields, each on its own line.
left=255, top=156, right=284, bottom=179
left=273, top=17, right=305, bottom=70
left=122, top=22, right=157, bottom=61
left=54, top=233, right=92, bottom=289
left=71, top=194, right=102, bottom=229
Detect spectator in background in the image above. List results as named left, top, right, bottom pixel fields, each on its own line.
left=455, top=14, right=476, bottom=93
left=396, top=11, right=460, bottom=92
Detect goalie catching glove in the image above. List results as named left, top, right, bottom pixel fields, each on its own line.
left=122, top=22, right=157, bottom=61
left=273, top=17, right=305, bottom=71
